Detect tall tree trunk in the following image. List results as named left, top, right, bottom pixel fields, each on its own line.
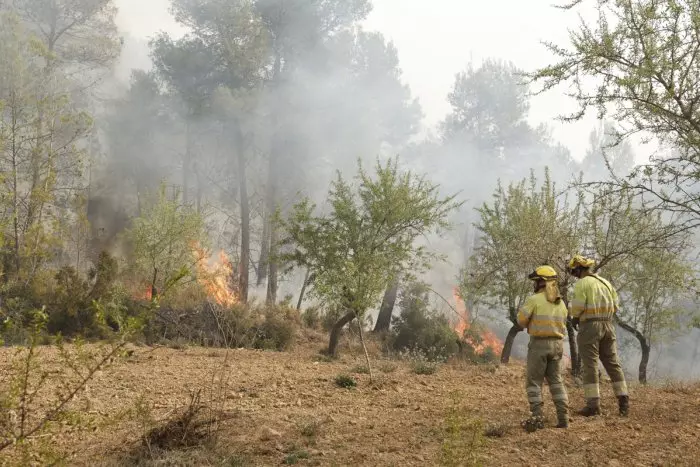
left=501, top=323, right=521, bottom=364
left=296, top=269, right=311, bottom=310
left=11, top=104, right=21, bottom=276
left=264, top=137, right=280, bottom=304
left=639, top=340, right=650, bottom=384
left=266, top=224, right=278, bottom=304
left=195, top=160, right=202, bottom=214
left=373, top=279, right=399, bottom=333
left=257, top=215, right=270, bottom=286
left=617, top=317, right=649, bottom=384
left=183, top=120, right=192, bottom=205
left=328, top=311, right=356, bottom=357
left=235, top=127, right=250, bottom=304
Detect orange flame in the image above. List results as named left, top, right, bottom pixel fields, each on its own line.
left=191, top=241, right=238, bottom=307
left=452, top=287, right=504, bottom=356
left=135, top=285, right=153, bottom=301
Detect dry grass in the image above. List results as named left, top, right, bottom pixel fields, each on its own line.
left=1, top=343, right=699, bottom=466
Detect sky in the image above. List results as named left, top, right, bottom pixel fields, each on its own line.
left=114, top=0, right=599, bottom=162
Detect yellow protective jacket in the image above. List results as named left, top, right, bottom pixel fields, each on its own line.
left=517, top=291, right=568, bottom=339
left=569, top=274, right=619, bottom=323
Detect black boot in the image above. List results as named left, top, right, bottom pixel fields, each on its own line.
left=618, top=395, right=629, bottom=417
left=555, top=418, right=569, bottom=428
left=577, top=398, right=601, bottom=416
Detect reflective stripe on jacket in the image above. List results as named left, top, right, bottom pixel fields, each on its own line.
left=517, top=291, right=568, bottom=339
left=569, top=275, right=619, bottom=322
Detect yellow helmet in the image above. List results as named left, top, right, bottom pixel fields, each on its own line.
left=568, top=254, right=596, bottom=271
left=528, top=265, right=558, bottom=281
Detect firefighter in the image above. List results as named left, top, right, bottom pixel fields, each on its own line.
left=568, top=254, right=629, bottom=417
left=517, top=265, right=570, bottom=431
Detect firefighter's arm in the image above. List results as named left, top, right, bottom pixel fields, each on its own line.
left=516, top=296, right=535, bottom=329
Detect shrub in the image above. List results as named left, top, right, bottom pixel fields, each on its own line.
left=412, top=359, right=439, bottom=375
left=390, top=282, right=459, bottom=362
left=440, top=391, right=484, bottom=466
left=302, top=306, right=321, bottom=329
left=254, top=309, right=297, bottom=351
left=334, top=374, right=357, bottom=389
left=351, top=365, right=370, bottom=374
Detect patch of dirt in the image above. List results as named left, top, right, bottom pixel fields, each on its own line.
left=1, top=343, right=699, bottom=466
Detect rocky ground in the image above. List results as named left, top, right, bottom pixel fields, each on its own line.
left=1, top=335, right=699, bottom=466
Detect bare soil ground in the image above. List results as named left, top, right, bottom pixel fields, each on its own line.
left=1, top=335, right=699, bottom=466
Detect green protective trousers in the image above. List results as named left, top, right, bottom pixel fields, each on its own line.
left=577, top=320, right=628, bottom=399
left=526, top=338, right=569, bottom=421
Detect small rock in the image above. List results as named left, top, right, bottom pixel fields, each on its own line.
left=608, top=460, right=621, bottom=467
left=260, top=427, right=281, bottom=440
left=296, top=398, right=302, bottom=407
left=634, top=424, right=642, bottom=431
left=414, top=455, right=425, bottom=462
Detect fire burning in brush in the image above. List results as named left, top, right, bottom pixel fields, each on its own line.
left=452, top=287, right=504, bottom=357
left=191, top=242, right=237, bottom=308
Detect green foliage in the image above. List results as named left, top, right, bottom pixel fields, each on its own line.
left=461, top=169, right=580, bottom=325
left=411, top=360, right=438, bottom=375
left=390, top=281, right=460, bottom=362
left=280, top=157, right=460, bottom=320
left=530, top=0, right=700, bottom=224
left=0, top=309, right=134, bottom=461
left=124, top=183, right=206, bottom=299
left=334, top=374, right=357, bottom=389
left=440, top=391, right=484, bottom=467
left=301, top=306, right=321, bottom=329
left=254, top=309, right=297, bottom=351
left=442, top=58, right=529, bottom=146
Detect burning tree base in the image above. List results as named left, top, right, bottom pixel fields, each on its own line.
left=452, top=288, right=504, bottom=363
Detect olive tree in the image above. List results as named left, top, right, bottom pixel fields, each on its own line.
left=278, top=157, right=460, bottom=367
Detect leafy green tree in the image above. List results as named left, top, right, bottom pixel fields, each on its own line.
left=609, top=242, right=696, bottom=383
left=530, top=0, right=700, bottom=226
left=279, top=157, right=461, bottom=360
left=461, top=169, right=581, bottom=364
left=577, top=186, right=697, bottom=382
left=123, top=183, right=207, bottom=301
left=0, top=12, right=91, bottom=285
left=441, top=58, right=530, bottom=150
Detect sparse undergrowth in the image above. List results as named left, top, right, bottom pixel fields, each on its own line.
left=440, top=391, right=484, bottom=467
left=334, top=374, right=357, bottom=389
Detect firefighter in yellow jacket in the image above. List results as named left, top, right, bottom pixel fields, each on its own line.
left=568, top=255, right=629, bottom=417
left=517, top=265, right=570, bottom=431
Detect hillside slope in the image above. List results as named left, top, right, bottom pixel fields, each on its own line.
left=1, top=340, right=699, bottom=466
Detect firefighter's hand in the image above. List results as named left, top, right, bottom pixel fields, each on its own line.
left=571, top=317, right=580, bottom=331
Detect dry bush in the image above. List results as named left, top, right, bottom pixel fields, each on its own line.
left=440, top=391, right=484, bottom=466
left=484, top=422, right=510, bottom=438
left=141, top=391, right=215, bottom=452
left=661, top=380, right=698, bottom=395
